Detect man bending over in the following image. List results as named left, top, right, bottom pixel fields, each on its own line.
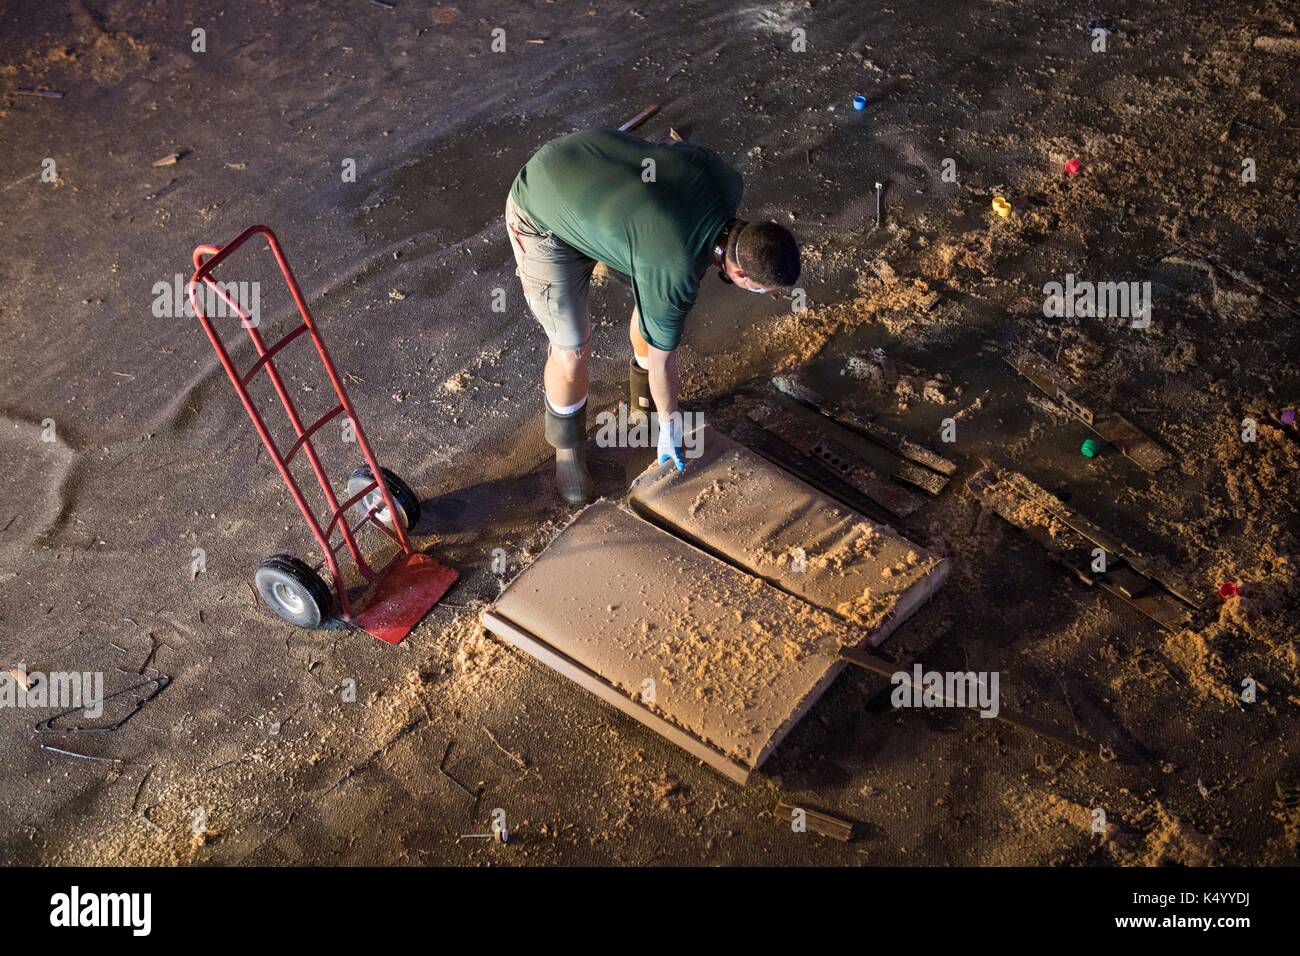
left=506, top=128, right=800, bottom=504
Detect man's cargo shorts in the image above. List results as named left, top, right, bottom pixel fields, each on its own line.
left=505, top=194, right=597, bottom=351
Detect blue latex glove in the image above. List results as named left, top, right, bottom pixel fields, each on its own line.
left=657, top=413, right=685, bottom=471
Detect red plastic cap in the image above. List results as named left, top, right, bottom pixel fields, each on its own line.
left=1064, top=158, right=1082, bottom=176
left=1218, top=581, right=1241, bottom=599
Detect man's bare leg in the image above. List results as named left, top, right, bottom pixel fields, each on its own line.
left=545, top=342, right=590, bottom=411
left=629, top=312, right=649, bottom=364
left=628, top=312, right=653, bottom=423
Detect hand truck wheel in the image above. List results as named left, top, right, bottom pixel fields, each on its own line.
left=347, top=465, right=421, bottom=531
left=254, top=554, right=334, bottom=628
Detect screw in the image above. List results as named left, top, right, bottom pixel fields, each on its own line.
left=875, top=181, right=884, bottom=228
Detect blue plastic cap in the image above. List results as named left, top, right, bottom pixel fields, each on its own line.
left=852, top=95, right=867, bottom=110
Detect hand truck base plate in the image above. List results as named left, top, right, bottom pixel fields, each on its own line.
left=354, top=552, right=459, bottom=644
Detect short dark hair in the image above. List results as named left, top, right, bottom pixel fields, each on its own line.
left=734, top=221, right=800, bottom=287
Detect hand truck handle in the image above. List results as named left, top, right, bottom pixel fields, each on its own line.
left=190, top=225, right=275, bottom=283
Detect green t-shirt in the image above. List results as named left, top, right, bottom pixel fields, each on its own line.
left=510, top=129, right=743, bottom=350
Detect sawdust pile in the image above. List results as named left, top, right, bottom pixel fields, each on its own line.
left=834, top=586, right=888, bottom=630
left=1161, top=628, right=1239, bottom=705
left=1, top=6, right=152, bottom=86
left=845, top=352, right=962, bottom=409
left=1164, top=550, right=1298, bottom=705
left=687, top=468, right=747, bottom=517
left=765, top=270, right=947, bottom=375
left=812, top=521, right=885, bottom=573
left=447, top=612, right=510, bottom=692
left=1001, top=790, right=1219, bottom=867
left=1211, top=423, right=1300, bottom=519
left=1113, top=802, right=1219, bottom=867
left=1272, top=783, right=1300, bottom=854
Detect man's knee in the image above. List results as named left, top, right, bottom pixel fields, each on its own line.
left=549, top=343, right=591, bottom=380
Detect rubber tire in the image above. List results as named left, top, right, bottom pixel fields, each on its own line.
left=347, top=465, right=421, bottom=531
left=254, top=554, right=333, bottom=629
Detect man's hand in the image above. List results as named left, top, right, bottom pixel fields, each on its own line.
left=657, top=412, right=685, bottom=471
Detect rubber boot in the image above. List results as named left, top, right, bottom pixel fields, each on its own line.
left=628, top=356, right=654, bottom=423
left=544, top=402, right=595, bottom=505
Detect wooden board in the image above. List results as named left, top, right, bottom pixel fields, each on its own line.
left=483, top=503, right=883, bottom=784
left=481, top=609, right=753, bottom=784
left=629, top=425, right=948, bottom=642
left=993, top=469, right=1204, bottom=609
left=771, top=374, right=958, bottom=479
left=746, top=400, right=927, bottom=517
left=1005, top=350, right=1170, bottom=473
left=967, top=464, right=1198, bottom=630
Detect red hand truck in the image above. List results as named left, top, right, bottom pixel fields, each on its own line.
left=188, top=225, right=457, bottom=644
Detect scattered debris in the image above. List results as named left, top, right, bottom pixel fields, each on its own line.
left=748, top=400, right=926, bottom=517
left=967, top=464, right=1203, bottom=630
left=775, top=800, right=857, bottom=841
left=1006, top=350, right=1171, bottom=472
left=151, top=149, right=191, bottom=167
left=34, top=674, right=171, bottom=734
left=772, top=374, right=956, bottom=493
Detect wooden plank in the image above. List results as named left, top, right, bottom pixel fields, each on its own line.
left=617, top=103, right=660, bottom=133
left=629, top=425, right=948, bottom=643
left=774, top=800, right=856, bottom=841
left=892, top=460, right=949, bottom=496
left=1005, top=350, right=1171, bottom=472
left=482, top=609, right=752, bottom=785
left=772, top=374, right=958, bottom=478
left=966, top=465, right=1196, bottom=630
left=747, top=402, right=926, bottom=517
left=997, top=469, right=1205, bottom=609
left=486, top=503, right=885, bottom=783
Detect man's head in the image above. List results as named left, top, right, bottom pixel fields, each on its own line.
left=720, top=220, right=800, bottom=293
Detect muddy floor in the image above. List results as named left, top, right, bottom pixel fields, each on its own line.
left=1, top=0, right=1298, bottom=865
